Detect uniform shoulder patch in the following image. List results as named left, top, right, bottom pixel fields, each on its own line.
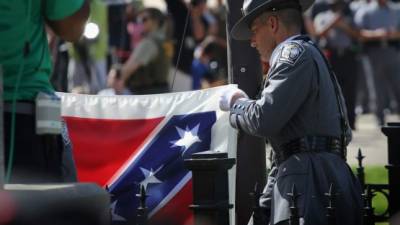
left=278, top=42, right=305, bottom=66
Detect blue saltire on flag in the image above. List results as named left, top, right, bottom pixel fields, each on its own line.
left=109, top=112, right=216, bottom=224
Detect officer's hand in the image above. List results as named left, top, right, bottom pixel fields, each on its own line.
left=219, top=88, right=248, bottom=111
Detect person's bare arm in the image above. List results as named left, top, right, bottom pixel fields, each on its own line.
left=120, top=38, right=158, bottom=85
left=121, top=57, right=142, bottom=84
left=315, top=13, right=361, bottom=40
left=359, top=28, right=389, bottom=42
left=303, top=15, right=317, bottom=38
left=46, top=0, right=90, bottom=42
left=314, top=14, right=342, bottom=38
left=191, top=13, right=206, bottom=41
left=387, top=29, right=400, bottom=40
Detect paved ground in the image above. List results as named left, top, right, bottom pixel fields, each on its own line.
left=347, top=114, right=399, bottom=166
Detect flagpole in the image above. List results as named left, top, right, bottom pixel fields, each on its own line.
left=225, top=2, right=266, bottom=225
left=0, top=66, right=4, bottom=188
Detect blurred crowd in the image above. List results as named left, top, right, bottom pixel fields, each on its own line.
left=305, top=0, right=400, bottom=128
left=48, top=0, right=400, bottom=128
left=49, top=0, right=228, bottom=96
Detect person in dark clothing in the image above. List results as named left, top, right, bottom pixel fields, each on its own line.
left=165, top=0, right=218, bottom=91
left=355, top=0, right=400, bottom=125
left=166, top=0, right=217, bottom=73
left=219, top=0, right=363, bottom=224
left=314, top=0, right=360, bottom=129
left=191, top=37, right=226, bottom=89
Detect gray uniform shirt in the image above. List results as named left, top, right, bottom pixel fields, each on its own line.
left=229, top=35, right=351, bottom=150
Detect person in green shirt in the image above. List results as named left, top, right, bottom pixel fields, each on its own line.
left=0, top=0, right=89, bottom=183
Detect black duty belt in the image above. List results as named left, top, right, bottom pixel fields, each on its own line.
left=275, top=136, right=345, bottom=165
left=3, top=101, right=35, bottom=115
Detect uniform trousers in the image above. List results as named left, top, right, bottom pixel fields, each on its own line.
left=259, top=151, right=362, bottom=225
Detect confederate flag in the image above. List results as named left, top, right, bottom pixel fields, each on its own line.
left=59, top=86, right=237, bottom=225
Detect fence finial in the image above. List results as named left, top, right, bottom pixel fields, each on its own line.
left=287, top=183, right=301, bottom=225
left=136, top=184, right=148, bottom=225
left=357, top=148, right=365, bottom=168
left=325, top=183, right=339, bottom=225
left=362, top=185, right=375, bottom=225
left=356, top=148, right=366, bottom=188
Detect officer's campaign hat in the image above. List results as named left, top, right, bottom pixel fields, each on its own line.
left=231, top=0, right=315, bottom=40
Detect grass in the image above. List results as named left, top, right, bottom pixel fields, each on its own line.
left=352, top=165, right=389, bottom=225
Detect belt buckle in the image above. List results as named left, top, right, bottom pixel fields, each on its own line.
left=305, top=136, right=315, bottom=151
left=311, top=136, right=317, bottom=151
left=329, top=137, right=346, bottom=159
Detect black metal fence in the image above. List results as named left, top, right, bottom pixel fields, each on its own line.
left=134, top=123, right=400, bottom=225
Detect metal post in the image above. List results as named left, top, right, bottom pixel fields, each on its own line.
left=136, top=185, right=148, bottom=225
left=225, top=1, right=266, bottom=225
left=249, top=183, right=264, bottom=225
left=382, top=124, right=400, bottom=217
left=356, top=148, right=365, bottom=189
left=184, top=151, right=235, bottom=225
left=105, top=185, right=113, bottom=225
left=325, top=183, right=337, bottom=225
left=287, top=184, right=301, bottom=225
left=0, top=66, right=4, bottom=188
left=362, top=185, right=375, bottom=225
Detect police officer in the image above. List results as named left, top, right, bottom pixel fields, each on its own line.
left=219, top=0, right=362, bottom=224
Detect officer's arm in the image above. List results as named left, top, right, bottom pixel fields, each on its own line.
left=229, top=46, right=315, bottom=137
left=46, top=0, right=90, bottom=42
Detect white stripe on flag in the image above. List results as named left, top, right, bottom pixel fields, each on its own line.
left=149, top=172, right=192, bottom=217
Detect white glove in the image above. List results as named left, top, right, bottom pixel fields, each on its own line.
left=219, top=88, right=248, bottom=111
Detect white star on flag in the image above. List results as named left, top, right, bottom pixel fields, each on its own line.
left=110, top=200, right=126, bottom=221
left=170, top=124, right=202, bottom=156
left=139, top=166, right=163, bottom=190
